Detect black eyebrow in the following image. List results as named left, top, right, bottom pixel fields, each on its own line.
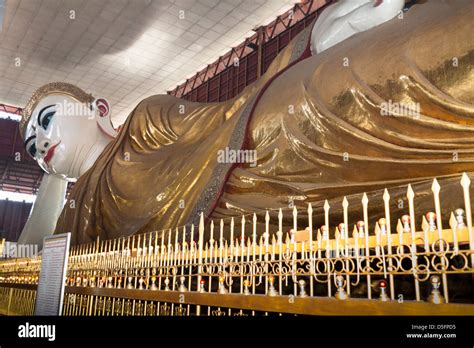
left=37, top=104, right=55, bottom=125
left=24, top=134, right=36, bottom=146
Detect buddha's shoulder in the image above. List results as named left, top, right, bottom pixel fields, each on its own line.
left=135, top=94, right=197, bottom=109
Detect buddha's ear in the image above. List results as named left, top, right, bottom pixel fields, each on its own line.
left=93, top=98, right=118, bottom=139
left=94, top=98, right=110, bottom=118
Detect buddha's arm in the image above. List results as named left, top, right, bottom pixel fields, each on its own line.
left=17, top=174, right=67, bottom=248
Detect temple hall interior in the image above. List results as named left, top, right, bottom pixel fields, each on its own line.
left=0, top=0, right=473, bottom=343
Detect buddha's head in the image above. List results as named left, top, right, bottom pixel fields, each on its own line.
left=21, top=82, right=118, bottom=181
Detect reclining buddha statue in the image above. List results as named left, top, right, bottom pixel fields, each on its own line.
left=18, top=0, right=474, bottom=246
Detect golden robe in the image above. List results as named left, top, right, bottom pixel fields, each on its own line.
left=56, top=0, right=474, bottom=244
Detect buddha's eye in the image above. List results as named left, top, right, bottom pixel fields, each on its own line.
left=28, top=143, right=37, bottom=158
left=24, top=135, right=37, bottom=158
left=37, top=105, right=55, bottom=131
left=41, top=111, right=55, bottom=130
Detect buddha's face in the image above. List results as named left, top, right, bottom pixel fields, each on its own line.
left=24, top=94, right=115, bottom=181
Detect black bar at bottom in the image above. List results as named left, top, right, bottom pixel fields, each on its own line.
left=0, top=316, right=472, bottom=346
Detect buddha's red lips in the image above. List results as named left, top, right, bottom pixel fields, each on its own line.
left=44, top=142, right=60, bottom=165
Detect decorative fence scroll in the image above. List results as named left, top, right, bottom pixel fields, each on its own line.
left=1, top=174, right=473, bottom=316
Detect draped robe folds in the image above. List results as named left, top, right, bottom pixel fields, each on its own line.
left=55, top=0, right=474, bottom=244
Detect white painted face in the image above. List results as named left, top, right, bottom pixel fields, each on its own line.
left=24, top=94, right=115, bottom=181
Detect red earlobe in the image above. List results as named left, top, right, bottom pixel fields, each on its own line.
left=94, top=97, right=118, bottom=138
left=374, top=0, right=383, bottom=7
left=95, top=98, right=110, bottom=117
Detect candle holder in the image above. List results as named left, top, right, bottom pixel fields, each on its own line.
left=178, top=276, right=187, bottom=292
left=427, top=276, right=445, bottom=304
left=199, top=279, right=206, bottom=293
left=126, top=276, right=134, bottom=289
left=401, top=215, right=411, bottom=233
left=298, top=279, right=307, bottom=297
left=243, top=279, right=251, bottom=295
left=218, top=276, right=228, bottom=294
left=426, top=212, right=437, bottom=231
left=116, top=276, right=122, bottom=289
left=378, top=218, right=387, bottom=235
left=90, top=275, right=96, bottom=288
left=164, top=277, right=170, bottom=291
left=378, top=280, right=389, bottom=301
left=150, top=276, right=158, bottom=291
left=335, top=275, right=348, bottom=300
left=455, top=208, right=465, bottom=228
left=267, top=275, right=278, bottom=296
